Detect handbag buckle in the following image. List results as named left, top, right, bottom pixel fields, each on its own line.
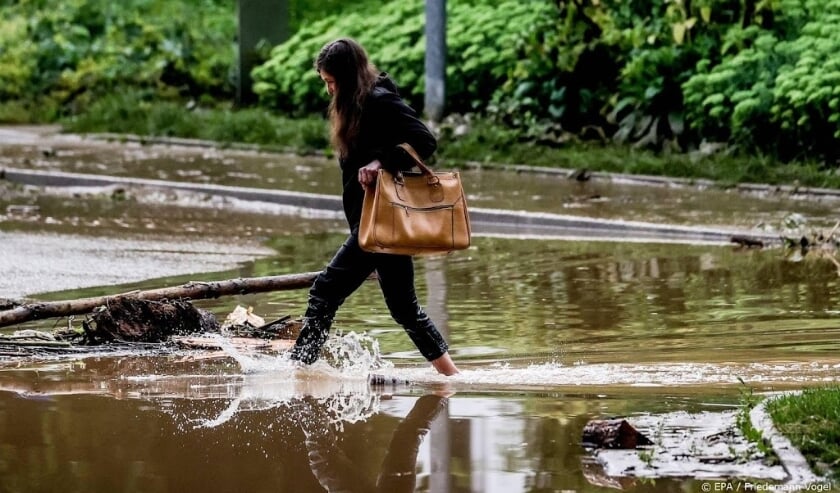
left=429, top=177, right=444, bottom=202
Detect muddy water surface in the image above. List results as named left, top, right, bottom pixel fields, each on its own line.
left=1, top=130, right=839, bottom=491
left=0, top=358, right=749, bottom=493
left=3, top=234, right=839, bottom=491
left=4, top=131, right=840, bottom=230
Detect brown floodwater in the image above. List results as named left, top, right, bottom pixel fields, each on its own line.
left=1, top=129, right=839, bottom=491
left=4, top=130, right=840, bottom=231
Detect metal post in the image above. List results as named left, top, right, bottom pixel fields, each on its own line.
left=424, top=0, right=446, bottom=122
left=237, top=0, right=289, bottom=106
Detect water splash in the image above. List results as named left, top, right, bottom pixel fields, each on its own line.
left=321, top=330, right=392, bottom=376
left=206, top=331, right=392, bottom=377
left=182, top=331, right=395, bottom=429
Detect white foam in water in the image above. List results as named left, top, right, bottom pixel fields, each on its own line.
left=183, top=332, right=393, bottom=429
left=163, top=334, right=838, bottom=429
left=379, top=360, right=840, bottom=388
left=205, top=331, right=392, bottom=377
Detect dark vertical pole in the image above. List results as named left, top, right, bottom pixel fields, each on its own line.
left=237, top=0, right=289, bottom=106
left=425, top=0, right=446, bottom=122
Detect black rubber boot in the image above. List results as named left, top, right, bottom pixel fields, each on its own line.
left=288, top=316, right=332, bottom=365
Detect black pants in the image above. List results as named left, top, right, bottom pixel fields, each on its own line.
left=289, top=232, right=449, bottom=364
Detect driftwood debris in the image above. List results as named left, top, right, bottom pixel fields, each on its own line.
left=0, top=298, right=19, bottom=311
left=731, top=235, right=766, bottom=249
left=0, top=328, right=102, bottom=357
left=581, top=419, right=653, bottom=449
left=172, top=336, right=295, bottom=353
left=0, top=301, right=306, bottom=356
left=84, top=297, right=219, bottom=344
left=0, top=271, right=326, bottom=329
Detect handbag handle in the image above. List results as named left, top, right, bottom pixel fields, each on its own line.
left=393, top=143, right=445, bottom=203
left=397, top=143, right=435, bottom=177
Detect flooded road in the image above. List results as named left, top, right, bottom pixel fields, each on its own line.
left=1, top=127, right=839, bottom=490
left=2, top=359, right=742, bottom=493
left=5, top=126, right=840, bottom=232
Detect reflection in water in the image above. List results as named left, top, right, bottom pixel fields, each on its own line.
left=298, top=393, right=449, bottom=493
left=0, top=352, right=818, bottom=492
left=151, top=234, right=840, bottom=375
left=0, top=353, right=456, bottom=493
left=7, top=135, right=840, bottom=231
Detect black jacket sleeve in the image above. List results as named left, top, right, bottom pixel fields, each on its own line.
left=368, top=90, right=437, bottom=173
left=338, top=84, right=439, bottom=229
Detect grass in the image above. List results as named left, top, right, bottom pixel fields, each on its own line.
left=51, top=92, right=840, bottom=190
left=736, top=379, right=778, bottom=464
left=62, top=91, right=330, bottom=154
left=767, top=387, right=840, bottom=480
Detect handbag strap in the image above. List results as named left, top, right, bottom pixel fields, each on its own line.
left=397, top=143, right=435, bottom=176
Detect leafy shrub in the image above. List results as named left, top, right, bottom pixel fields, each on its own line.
left=5, top=0, right=840, bottom=166
left=251, top=0, right=554, bottom=116
left=488, top=0, right=739, bottom=148
left=0, top=16, right=36, bottom=101
left=682, top=31, right=784, bottom=144
left=0, top=0, right=236, bottom=117
left=682, top=0, right=840, bottom=162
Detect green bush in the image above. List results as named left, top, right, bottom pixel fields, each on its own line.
left=0, top=0, right=237, bottom=117
left=682, top=0, right=840, bottom=162
left=488, top=0, right=746, bottom=148
left=251, top=0, right=555, bottom=116
left=5, top=0, right=840, bottom=166
left=0, top=16, right=36, bottom=101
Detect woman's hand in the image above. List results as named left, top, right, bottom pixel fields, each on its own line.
left=358, top=160, right=383, bottom=189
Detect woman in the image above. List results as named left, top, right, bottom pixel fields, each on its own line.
left=288, top=38, right=460, bottom=376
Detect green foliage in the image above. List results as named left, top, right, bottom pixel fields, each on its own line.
left=735, top=379, right=777, bottom=461
left=771, top=10, right=840, bottom=159
left=487, top=0, right=764, bottom=149
left=0, top=0, right=236, bottom=116
left=64, top=89, right=330, bottom=152
left=0, top=16, right=37, bottom=100
left=483, top=0, right=840, bottom=163
left=682, top=32, right=784, bottom=145
left=447, top=1, right=557, bottom=113
left=252, top=0, right=553, bottom=116
left=5, top=0, right=840, bottom=167
left=683, top=0, right=840, bottom=162
left=487, top=1, right=606, bottom=143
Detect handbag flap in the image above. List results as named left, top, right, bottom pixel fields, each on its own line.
left=378, top=170, right=464, bottom=208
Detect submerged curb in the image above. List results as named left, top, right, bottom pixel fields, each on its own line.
left=6, top=126, right=840, bottom=202
left=749, top=393, right=825, bottom=486
left=84, top=131, right=840, bottom=202
left=2, top=166, right=781, bottom=246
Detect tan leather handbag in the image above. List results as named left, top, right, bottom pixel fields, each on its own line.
left=358, top=143, right=471, bottom=256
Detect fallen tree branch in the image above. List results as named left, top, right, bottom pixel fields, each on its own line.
left=0, top=271, right=336, bottom=329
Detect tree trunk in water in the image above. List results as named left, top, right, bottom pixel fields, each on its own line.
left=0, top=271, right=325, bottom=328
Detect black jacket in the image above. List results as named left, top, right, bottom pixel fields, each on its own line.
left=339, top=73, right=437, bottom=230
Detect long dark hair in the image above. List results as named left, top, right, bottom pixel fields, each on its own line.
left=315, top=38, right=379, bottom=158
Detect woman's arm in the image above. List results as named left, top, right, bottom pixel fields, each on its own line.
left=370, top=90, right=437, bottom=171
